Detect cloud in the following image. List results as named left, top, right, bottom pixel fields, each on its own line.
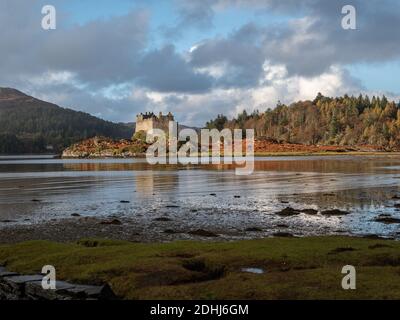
left=1, top=0, right=400, bottom=127
left=0, top=1, right=149, bottom=88
left=136, top=45, right=213, bottom=93
left=190, top=24, right=265, bottom=88
left=161, top=0, right=216, bottom=39
left=39, top=10, right=149, bottom=86
left=125, top=64, right=363, bottom=126
left=185, top=0, right=400, bottom=78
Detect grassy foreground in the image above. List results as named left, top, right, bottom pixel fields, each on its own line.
left=0, top=236, right=399, bottom=300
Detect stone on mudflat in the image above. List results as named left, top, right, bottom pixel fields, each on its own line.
left=275, top=207, right=300, bottom=216
left=99, top=219, right=122, bottom=225
left=273, top=232, right=294, bottom=238
left=320, top=209, right=350, bottom=216
left=188, top=229, right=218, bottom=237
left=374, top=216, right=400, bottom=224
left=300, top=208, right=319, bottom=215
left=245, top=227, right=262, bottom=232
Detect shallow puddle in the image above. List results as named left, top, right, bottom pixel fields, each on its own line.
left=241, top=268, right=265, bottom=274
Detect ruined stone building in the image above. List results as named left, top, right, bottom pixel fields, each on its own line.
left=135, top=112, right=174, bottom=133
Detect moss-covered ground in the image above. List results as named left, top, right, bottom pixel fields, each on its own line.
left=0, top=236, right=399, bottom=299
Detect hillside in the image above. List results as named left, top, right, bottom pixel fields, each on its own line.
left=0, top=88, right=134, bottom=154
left=206, top=93, right=400, bottom=150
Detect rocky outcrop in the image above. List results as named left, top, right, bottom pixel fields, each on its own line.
left=0, top=267, right=116, bottom=300
left=62, top=136, right=148, bottom=158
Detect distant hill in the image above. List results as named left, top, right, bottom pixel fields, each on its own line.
left=0, top=88, right=134, bottom=154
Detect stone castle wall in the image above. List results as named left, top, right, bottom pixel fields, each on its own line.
left=135, top=112, right=174, bottom=133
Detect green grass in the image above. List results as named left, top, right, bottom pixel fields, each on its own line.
left=0, top=236, right=400, bottom=299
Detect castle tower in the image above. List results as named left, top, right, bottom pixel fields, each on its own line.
left=135, top=112, right=175, bottom=134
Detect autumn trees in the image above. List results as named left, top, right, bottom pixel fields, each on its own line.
left=205, top=93, right=400, bottom=149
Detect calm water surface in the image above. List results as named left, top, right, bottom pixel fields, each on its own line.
left=1, top=155, right=400, bottom=238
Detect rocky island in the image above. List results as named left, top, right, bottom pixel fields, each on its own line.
left=62, top=135, right=387, bottom=159
left=62, top=136, right=148, bottom=158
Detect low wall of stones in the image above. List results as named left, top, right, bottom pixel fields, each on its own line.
left=0, top=267, right=116, bottom=300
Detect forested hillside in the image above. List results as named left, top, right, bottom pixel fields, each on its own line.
left=0, top=88, right=134, bottom=154
left=206, top=93, right=400, bottom=149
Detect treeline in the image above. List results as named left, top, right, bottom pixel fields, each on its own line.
left=0, top=134, right=46, bottom=154
left=206, top=93, right=400, bottom=149
left=0, top=89, right=134, bottom=154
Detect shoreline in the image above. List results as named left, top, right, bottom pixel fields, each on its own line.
left=61, top=151, right=400, bottom=159
left=0, top=212, right=395, bottom=245
left=59, top=136, right=398, bottom=159
left=3, top=150, right=400, bottom=159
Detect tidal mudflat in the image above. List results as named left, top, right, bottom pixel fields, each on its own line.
left=1, top=155, right=400, bottom=243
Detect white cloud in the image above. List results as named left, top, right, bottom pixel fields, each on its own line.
left=2, top=0, right=400, bottom=128
left=194, top=62, right=231, bottom=78
left=126, top=64, right=359, bottom=126
left=28, top=71, right=77, bottom=86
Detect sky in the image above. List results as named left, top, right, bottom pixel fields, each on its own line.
left=1, top=0, right=400, bottom=126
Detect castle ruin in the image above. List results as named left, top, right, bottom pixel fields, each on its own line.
left=135, top=112, right=174, bottom=133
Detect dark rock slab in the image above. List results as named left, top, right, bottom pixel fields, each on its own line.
left=4, top=274, right=44, bottom=284
left=61, top=284, right=115, bottom=300
left=25, top=280, right=75, bottom=300
left=272, top=232, right=294, bottom=238
left=374, top=216, right=400, bottom=224
left=363, top=234, right=394, bottom=240
left=0, top=267, right=18, bottom=277
left=188, top=229, right=218, bottom=237
left=0, top=275, right=43, bottom=299
left=245, top=227, right=262, bottom=232
left=154, top=217, right=172, bottom=222
left=276, top=224, right=289, bottom=228
left=164, top=229, right=179, bottom=234
left=275, top=207, right=300, bottom=216
left=300, top=209, right=318, bottom=215
left=0, top=267, right=117, bottom=300
left=99, top=219, right=122, bottom=225
left=320, top=209, right=350, bottom=216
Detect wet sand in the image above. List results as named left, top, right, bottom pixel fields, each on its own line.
left=1, top=184, right=400, bottom=244
left=1, top=155, right=400, bottom=243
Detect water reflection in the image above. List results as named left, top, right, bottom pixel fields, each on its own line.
left=0, top=155, right=400, bottom=238
left=135, top=171, right=179, bottom=195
